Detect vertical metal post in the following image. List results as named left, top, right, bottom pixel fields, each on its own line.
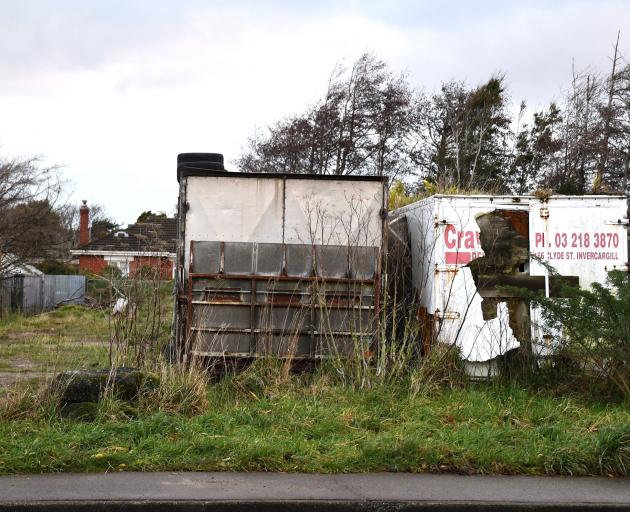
left=250, top=275, right=257, bottom=356
left=544, top=273, right=550, bottom=299
left=39, top=275, right=45, bottom=314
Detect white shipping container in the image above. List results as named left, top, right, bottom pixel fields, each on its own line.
left=390, top=194, right=628, bottom=374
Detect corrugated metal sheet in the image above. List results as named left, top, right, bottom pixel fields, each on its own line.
left=0, top=275, right=86, bottom=316
left=42, top=275, right=86, bottom=310
left=187, top=241, right=378, bottom=358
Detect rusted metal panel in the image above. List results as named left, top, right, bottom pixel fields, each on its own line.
left=391, top=195, right=628, bottom=368
left=183, top=241, right=379, bottom=358
left=175, top=165, right=385, bottom=361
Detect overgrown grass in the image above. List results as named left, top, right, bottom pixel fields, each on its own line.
left=1, top=299, right=628, bottom=477
left=0, top=305, right=110, bottom=384
left=0, top=375, right=628, bottom=475
left=0, top=304, right=108, bottom=338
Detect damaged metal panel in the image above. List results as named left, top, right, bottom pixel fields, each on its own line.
left=283, top=179, right=384, bottom=247
left=174, top=155, right=385, bottom=362
left=390, top=194, right=628, bottom=372
left=185, top=240, right=379, bottom=358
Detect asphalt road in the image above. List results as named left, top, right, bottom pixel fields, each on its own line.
left=1, top=472, right=629, bottom=511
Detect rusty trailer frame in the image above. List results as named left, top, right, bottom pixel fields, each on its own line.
left=173, top=154, right=386, bottom=362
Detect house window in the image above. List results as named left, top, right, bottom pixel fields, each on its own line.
left=105, top=256, right=131, bottom=276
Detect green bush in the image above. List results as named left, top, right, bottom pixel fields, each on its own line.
left=532, top=270, right=630, bottom=399
left=100, top=265, right=122, bottom=279
left=34, top=259, right=79, bottom=275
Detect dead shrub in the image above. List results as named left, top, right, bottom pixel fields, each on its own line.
left=0, top=380, right=60, bottom=421
left=410, top=343, right=466, bottom=395
left=137, top=362, right=208, bottom=416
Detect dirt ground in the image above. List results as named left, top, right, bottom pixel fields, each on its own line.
left=0, top=371, right=48, bottom=387
left=0, top=307, right=110, bottom=389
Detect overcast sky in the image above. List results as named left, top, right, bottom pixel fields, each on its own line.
left=0, top=0, right=627, bottom=224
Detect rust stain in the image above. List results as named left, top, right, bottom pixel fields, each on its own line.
left=205, top=288, right=242, bottom=302
left=267, top=294, right=302, bottom=305
left=497, top=210, right=529, bottom=238
left=325, top=292, right=359, bottom=307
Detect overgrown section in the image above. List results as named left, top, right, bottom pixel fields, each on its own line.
left=526, top=270, right=630, bottom=400
left=1, top=263, right=629, bottom=477
left=0, top=300, right=628, bottom=477
left=0, top=305, right=110, bottom=387
left=0, top=376, right=628, bottom=476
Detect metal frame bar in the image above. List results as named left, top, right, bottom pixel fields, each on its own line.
left=191, top=300, right=374, bottom=309
left=190, top=327, right=372, bottom=336
left=184, top=240, right=379, bottom=360
left=189, top=273, right=376, bottom=284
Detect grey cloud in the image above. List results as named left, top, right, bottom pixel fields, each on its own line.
left=0, top=0, right=199, bottom=89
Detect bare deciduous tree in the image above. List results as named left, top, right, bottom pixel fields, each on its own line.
left=0, top=155, right=67, bottom=275
left=240, top=39, right=629, bottom=198
left=238, top=53, right=415, bottom=181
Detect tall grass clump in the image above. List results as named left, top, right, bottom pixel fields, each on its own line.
left=313, top=210, right=428, bottom=390
left=0, top=378, right=61, bottom=421
left=596, top=425, right=630, bottom=475
left=228, top=357, right=299, bottom=399
left=410, top=343, right=467, bottom=395
left=317, top=283, right=422, bottom=390
left=96, top=263, right=209, bottom=416
left=137, top=362, right=209, bottom=416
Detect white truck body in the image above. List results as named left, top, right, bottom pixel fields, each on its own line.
left=391, top=195, right=628, bottom=371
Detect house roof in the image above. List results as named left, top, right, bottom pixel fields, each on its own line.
left=73, top=218, right=177, bottom=255
left=0, top=253, right=44, bottom=277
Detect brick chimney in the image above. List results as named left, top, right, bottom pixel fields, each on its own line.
left=79, top=200, right=90, bottom=246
